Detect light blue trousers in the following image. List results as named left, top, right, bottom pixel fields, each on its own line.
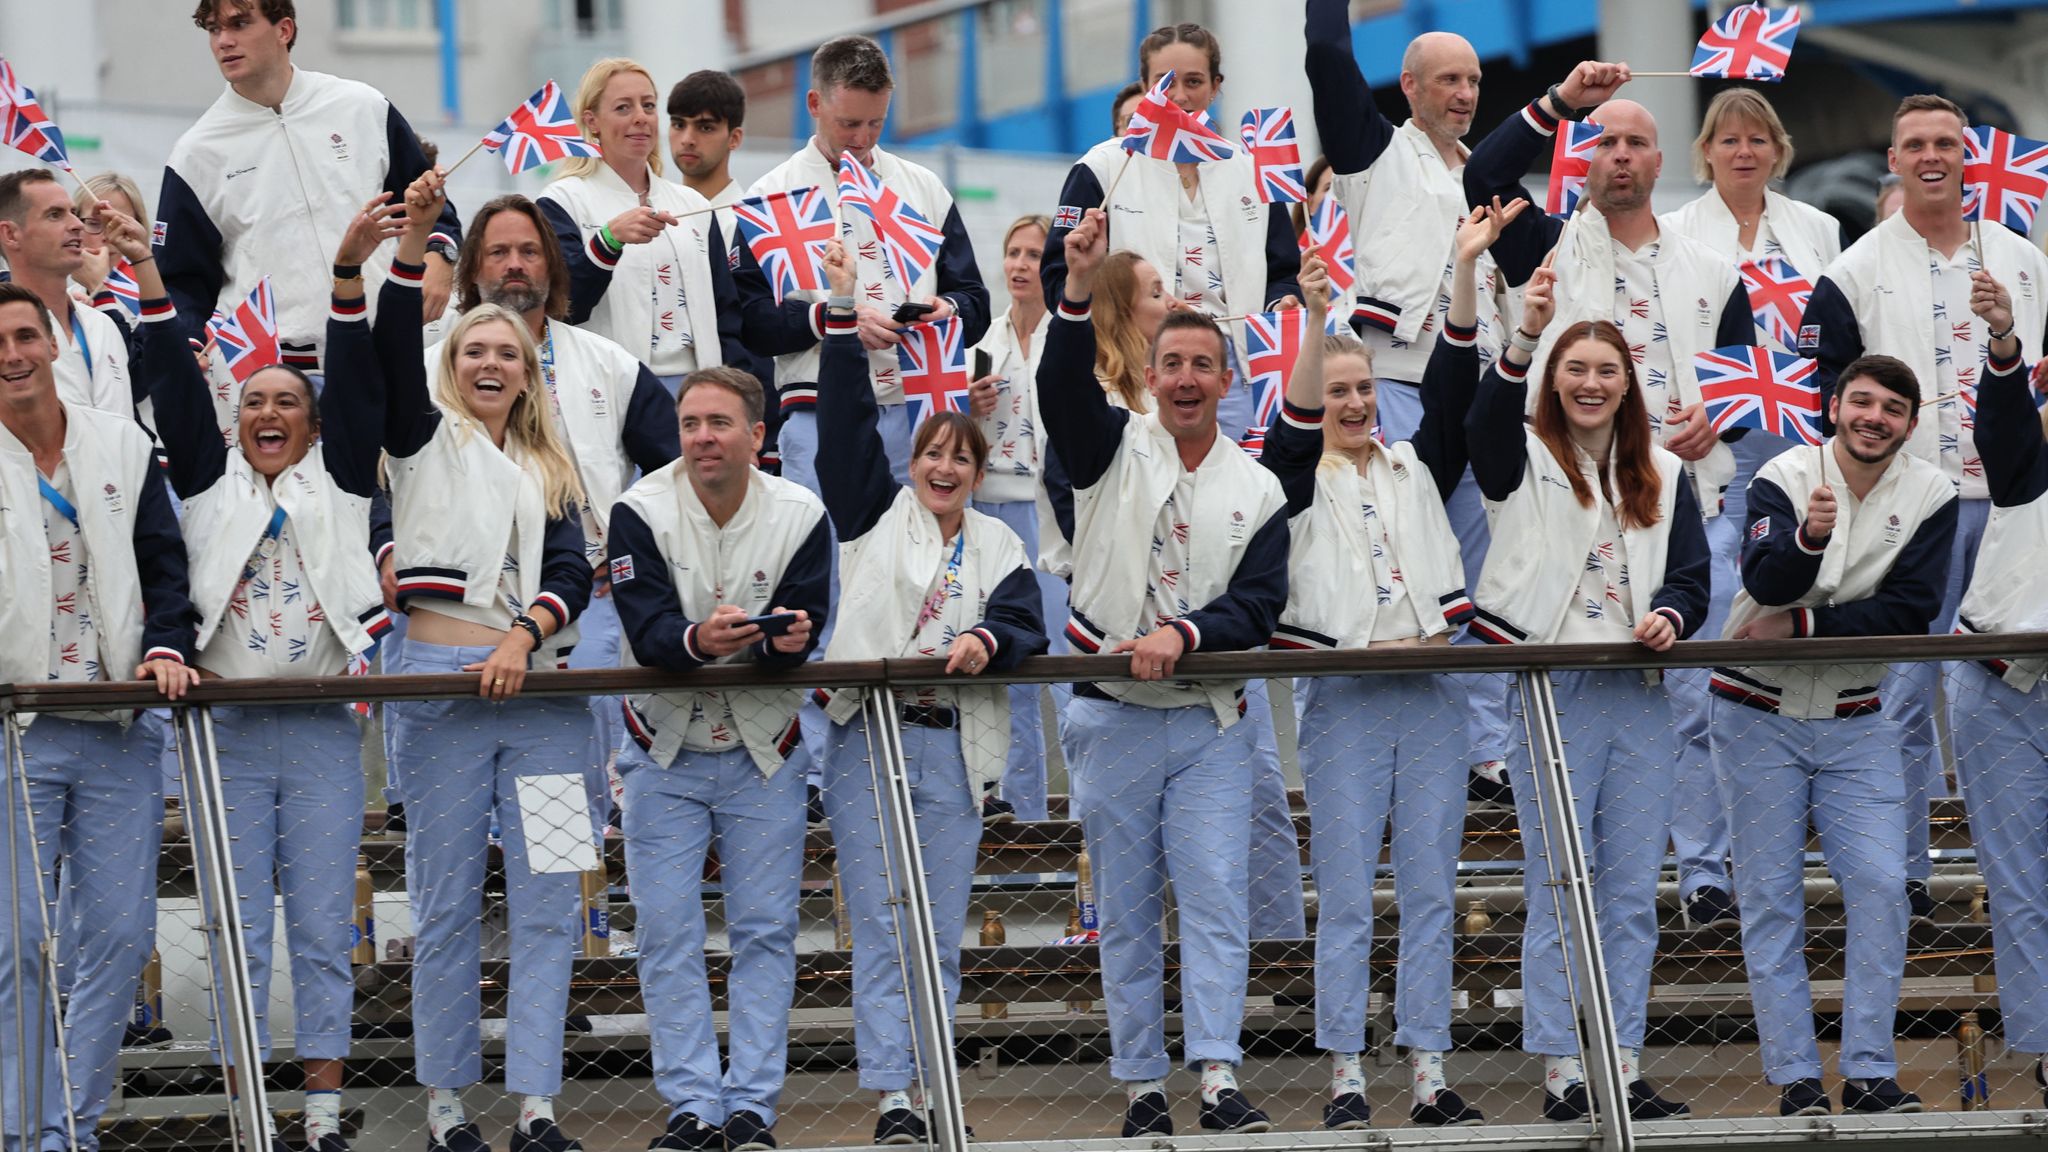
left=968, top=497, right=1065, bottom=822
left=1712, top=701, right=1908, bottom=1083
left=1296, top=673, right=1465, bottom=1052
left=1950, top=660, right=2048, bottom=1053
left=208, top=704, right=364, bottom=1063
left=389, top=641, right=592, bottom=1095
left=1507, top=671, right=1674, bottom=1054
left=1065, top=694, right=1258, bottom=1081
left=3, top=714, right=163, bottom=1152
left=620, top=740, right=806, bottom=1126
left=567, top=592, right=623, bottom=825
left=1242, top=681, right=1307, bottom=941
left=821, top=713, right=979, bottom=1092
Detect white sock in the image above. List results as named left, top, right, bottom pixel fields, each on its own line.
left=878, top=1089, right=913, bottom=1115
left=1544, top=1055, right=1584, bottom=1098
left=1618, top=1047, right=1643, bottom=1085
left=1126, top=1078, right=1167, bottom=1104
left=1411, top=1049, right=1448, bottom=1104
left=1473, top=759, right=1508, bottom=784
left=305, top=1090, right=342, bottom=1143
left=426, top=1087, right=466, bottom=1142
left=518, top=1095, right=554, bottom=1134
left=1199, top=1061, right=1238, bottom=1104
left=228, top=1096, right=280, bottom=1137
left=910, top=1083, right=927, bottom=1113
left=1330, top=1051, right=1365, bottom=1099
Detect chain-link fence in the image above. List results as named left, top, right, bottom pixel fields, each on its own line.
left=6, top=634, right=2048, bottom=1152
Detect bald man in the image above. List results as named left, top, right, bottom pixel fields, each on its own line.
left=1462, top=66, right=1754, bottom=1122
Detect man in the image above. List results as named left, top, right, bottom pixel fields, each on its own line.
left=0, top=278, right=198, bottom=1152
left=1304, top=0, right=1513, bottom=805
left=0, top=170, right=132, bottom=416
left=157, top=0, right=462, bottom=371
left=668, top=70, right=748, bottom=249
left=607, top=365, right=829, bottom=1152
left=1710, top=354, right=1957, bottom=1116
left=1041, top=206, right=1289, bottom=1137
left=1801, top=94, right=2048, bottom=917
left=1109, top=80, right=1145, bottom=139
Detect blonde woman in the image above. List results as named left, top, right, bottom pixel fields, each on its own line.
left=70, top=171, right=152, bottom=319
left=340, top=170, right=596, bottom=1152
left=539, top=57, right=751, bottom=389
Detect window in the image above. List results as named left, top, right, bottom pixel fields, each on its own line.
left=339, top=0, right=437, bottom=31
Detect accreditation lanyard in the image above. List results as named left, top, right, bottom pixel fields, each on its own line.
left=69, top=308, right=93, bottom=383
left=236, top=505, right=289, bottom=589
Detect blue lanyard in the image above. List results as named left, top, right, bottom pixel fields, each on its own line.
left=236, top=505, right=288, bottom=588
left=69, top=308, right=92, bottom=383
left=37, top=474, right=80, bottom=529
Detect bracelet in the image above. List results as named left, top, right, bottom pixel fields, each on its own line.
left=826, top=294, right=856, bottom=312
left=332, top=262, right=364, bottom=282
left=129, top=255, right=155, bottom=267
left=1509, top=327, right=1542, bottom=353
left=510, top=613, right=545, bottom=649
left=597, top=224, right=622, bottom=252
left=1989, top=323, right=2015, bottom=342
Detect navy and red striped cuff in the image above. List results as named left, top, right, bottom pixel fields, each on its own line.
left=375, top=542, right=395, bottom=568
left=1496, top=357, right=1530, bottom=384
left=1522, top=99, right=1560, bottom=135
left=532, top=591, right=573, bottom=630
left=779, top=386, right=818, bottom=413
left=137, top=297, right=175, bottom=324
left=589, top=231, right=622, bottom=269
left=387, top=260, right=426, bottom=290
left=1795, top=523, right=1828, bottom=556
left=682, top=622, right=709, bottom=664
left=1279, top=399, right=1322, bottom=430
left=331, top=292, right=368, bottom=322
left=967, top=627, right=998, bottom=660
left=1169, top=618, right=1201, bottom=652
left=1791, top=607, right=1815, bottom=638
left=823, top=312, right=860, bottom=339
left=1057, top=297, right=1091, bottom=323
left=1442, top=320, right=1478, bottom=348
left=1651, top=606, right=1685, bottom=636
left=1989, top=349, right=2024, bottom=376
left=143, top=646, right=187, bottom=666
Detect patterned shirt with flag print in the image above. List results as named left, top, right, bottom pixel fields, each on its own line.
left=1557, top=494, right=1634, bottom=643
left=42, top=463, right=101, bottom=686
left=210, top=512, right=348, bottom=679
left=906, top=532, right=969, bottom=709
left=1612, top=241, right=1681, bottom=435
left=1930, top=248, right=1989, bottom=492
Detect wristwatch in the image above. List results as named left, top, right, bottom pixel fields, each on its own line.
left=425, top=239, right=457, bottom=264
left=510, top=613, right=545, bottom=648
left=1546, top=83, right=1594, bottom=122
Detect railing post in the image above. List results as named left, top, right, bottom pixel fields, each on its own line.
left=1517, top=670, right=1634, bottom=1152
left=4, top=712, right=83, bottom=1152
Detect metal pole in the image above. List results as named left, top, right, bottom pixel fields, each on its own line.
left=7, top=713, right=81, bottom=1152
left=4, top=714, right=37, bottom=1145
left=1517, top=670, right=1633, bottom=1152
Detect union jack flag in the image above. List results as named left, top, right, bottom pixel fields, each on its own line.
left=732, top=187, right=835, bottom=303
left=837, top=153, right=946, bottom=287
left=1689, top=4, right=1801, bottom=81
left=1122, top=71, right=1235, bottom=164
left=1303, top=197, right=1357, bottom=307
left=1695, top=345, right=1823, bottom=445
left=1238, top=107, right=1306, bottom=204
left=206, top=278, right=281, bottom=385
left=480, top=81, right=600, bottom=175
left=0, top=57, right=71, bottom=171
left=896, top=316, right=972, bottom=426
left=1547, top=121, right=1603, bottom=217
left=1963, top=125, right=2048, bottom=233
left=1738, top=256, right=1813, bottom=351
left=1241, top=309, right=1313, bottom=444
left=101, top=261, right=141, bottom=318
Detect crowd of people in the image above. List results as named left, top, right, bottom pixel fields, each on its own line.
left=2, top=0, right=2047, bottom=1149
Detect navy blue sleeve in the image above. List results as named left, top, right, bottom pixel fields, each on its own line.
left=1304, top=0, right=1398, bottom=175
left=383, top=103, right=460, bottom=250
left=318, top=290, right=399, bottom=499
left=623, top=365, right=682, bottom=473
left=702, top=223, right=764, bottom=383
left=607, top=502, right=706, bottom=670
left=934, top=203, right=992, bottom=348
left=1040, top=162, right=1104, bottom=311
left=1035, top=302, right=1130, bottom=491
left=1466, top=361, right=1531, bottom=500
left=1717, top=282, right=1757, bottom=349
left=1179, top=506, right=1290, bottom=652
left=756, top=512, right=832, bottom=669
left=968, top=565, right=1050, bottom=671
left=813, top=318, right=900, bottom=542
left=1259, top=402, right=1323, bottom=516
left=1739, top=475, right=1827, bottom=607
left=1810, top=497, right=1957, bottom=637
left=1041, top=441, right=1075, bottom=544
left=153, top=166, right=226, bottom=348
left=535, top=511, right=593, bottom=630
left=1650, top=478, right=1711, bottom=638
left=134, top=451, right=199, bottom=664
left=537, top=193, right=617, bottom=325
left=133, top=303, right=228, bottom=500
left=730, top=234, right=826, bottom=359
left=362, top=264, right=438, bottom=458
left=1414, top=326, right=1480, bottom=501
left=1800, top=275, right=1864, bottom=420
left=1975, top=351, right=2048, bottom=507
left=1263, top=207, right=1303, bottom=309
left=1463, top=103, right=1565, bottom=288
left=370, top=491, right=393, bottom=562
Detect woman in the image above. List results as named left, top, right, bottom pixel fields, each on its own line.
left=1465, top=266, right=1709, bottom=1123
left=342, top=171, right=596, bottom=1152
left=539, top=57, right=749, bottom=389
left=816, top=238, right=1047, bottom=1145
left=1660, top=87, right=1844, bottom=929
left=127, top=190, right=391, bottom=1152
left=1265, top=205, right=1514, bottom=1130
left=71, top=171, right=152, bottom=322
left=969, top=213, right=1066, bottom=822
left=1290, top=155, right=1334, bottom=244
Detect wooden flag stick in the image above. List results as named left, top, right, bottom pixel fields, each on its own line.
left=438, top=136, right=491, bottom=180
left=1972, top=219, right=1985, bottom=267
left=1100, top=151, right=1137, bottom=208
left=1624, top=71, right=1699, bottom=77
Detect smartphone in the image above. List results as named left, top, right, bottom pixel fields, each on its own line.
left=973, top=349, right=992, bottom=380
left=893, top=301, right=937, bottom=325
left=742, top=612, right=800, bottom=638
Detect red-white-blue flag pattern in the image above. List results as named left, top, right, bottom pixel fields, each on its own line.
left=1303, top=197, right=1357, bottom=308
left=1122, top=71, right=1236, bottom=164
left=732, top=186, right=836, bottom=304
left=206, top=278, right=281, bottom=385
left=1738, top=257, right=1813, bottom=352
left=1243, top=309, right=1311, bottom=430
left=1696, top=345, right=1823, bottom=445
left=897, top=317, right=972, bottom=426
left=1963, top=125, right=2048, bottom=233
left=1547, top=121, right=1603, bottom=217
left=0, top=56, right=72, bottom=171
left=836, top=153, right=946, bottom=288
left=1239, top=107, right=1306, bottom=204
left=101, top=260, right=141, bottom=318
left=480, top=81, right=601, bottom=175
left=1689, top=3, right=1800, bottom=81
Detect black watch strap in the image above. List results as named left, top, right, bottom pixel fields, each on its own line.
left=512, top=613, right=545, bottom=648
left=1546, top=84, right=1592, bottom=122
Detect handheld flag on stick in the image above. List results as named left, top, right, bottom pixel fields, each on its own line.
left=1695, top=345, right=1822, bottom=444
left=1302, top=198, right=1357, bottom=315
left=1962, top=125, right=2048, bottom=234
left=731, top=187, right=836, bottom=304
left=1122, top=71, right=1236, bottom=164
left=896, top=317, right=973, bottom=426
left=1546, top=121, right=1603, bottom=217
left=1239, top=107, right=1306, bottom=204
left=1737, top=257, right=1814, bottom=352
left=1689, top=3, right=1801, bottom=81
left=206, top=278, right=282, bottom=386
left=0, top=56, right=74, bottom=173
left=837, top=152, right=946, bottom=287
left=462, top=81, right=601, bottom=176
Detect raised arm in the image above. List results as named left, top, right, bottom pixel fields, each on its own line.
left=100, top=200, right=222, bottom=499
left=1260, top=253, right=1330, bottom=514
left=813, top=238, right=901, bottom=542
left=1970, top=270, right=2047, bottom=507
left=1040, top=161, right=1106, bottom=311
left=374, top=172, right=443, bottom=459
left=152, top=165, right=227, bottom=348
left=1464, top=64, right=1629, bottom=286
left=316, top=193, right=411, bottom=496
left=1467, top=257, right=1554, bottom=498
left=1303, top=0, right=1398, bottom=175
left=1416, top=199, right=1523, bottom=495
left=1036, top=207, right=1131, bottom=491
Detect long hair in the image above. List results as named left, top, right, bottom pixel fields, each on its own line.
left=1292, top=155, right=1332, bottom=238
left=432, top=306, right=585, bottom=518
left=1093, top=251, right=1155, bottom=411
left=455, top=195, right=571, bottom=320
left=1531, top=320, right=1662, bottom=529
left=559, top=58, right=662, bottom=182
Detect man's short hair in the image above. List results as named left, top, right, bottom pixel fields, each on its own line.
left=812, top=36, right=893, bottom=95
left=667, top=70, right=746, bottom=130
left=676, top=365, right=766, bottom=426
left=0, top=281, right=55, bottom=338
left=456, top=196, right=572, bottom=321
left=1839, top=354, right=1922, bottom=409
left=0, top=168, right=60, bottom=228
left=1892, top=93, right=1967, bottom=134
left=191, top=0, right=298, bottom=49
left=1110, top=80, right=1145, bottom=135
left=1149, top=310, right=1228, bottom=366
